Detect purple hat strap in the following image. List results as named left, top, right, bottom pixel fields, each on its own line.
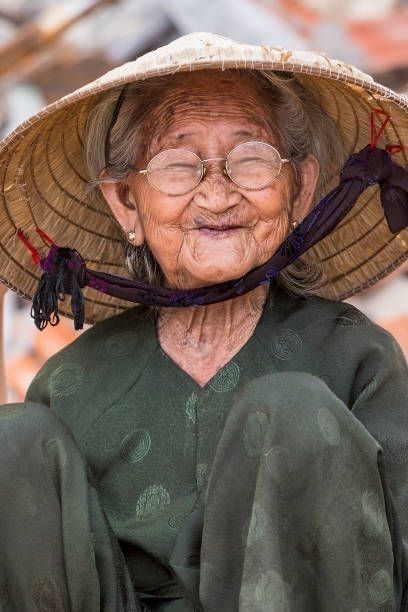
left=18, top=143, right=408, bottom=330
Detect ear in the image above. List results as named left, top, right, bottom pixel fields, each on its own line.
left=99, top=174, right=145, bottom=246
left=291, top=153, right=320, bottom=222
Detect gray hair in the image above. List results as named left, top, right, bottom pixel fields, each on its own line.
left=86, top=69, right=347, bottom=297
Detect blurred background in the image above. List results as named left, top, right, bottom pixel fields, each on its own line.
left=1, top=0, right=407, bottom=401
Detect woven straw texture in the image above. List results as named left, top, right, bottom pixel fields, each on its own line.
left=0, top=32, right=407, bottom=324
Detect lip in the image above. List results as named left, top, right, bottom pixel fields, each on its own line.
left=198, top=226, right=242, bottom=236
left=197, top=225, right=242, bottom=233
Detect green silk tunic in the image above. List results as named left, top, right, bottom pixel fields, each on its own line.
left=25, top=283, right=408, bottom=609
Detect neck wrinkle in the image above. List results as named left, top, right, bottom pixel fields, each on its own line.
left=156, top=284, right=269, bottom=354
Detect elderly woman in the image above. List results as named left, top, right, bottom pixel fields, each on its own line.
left=0, top=33, right=407, bottom=611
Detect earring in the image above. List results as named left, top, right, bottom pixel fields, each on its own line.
left=291, top=219, right=299, bottom=229
left=127, top=230, right=136, bottom=243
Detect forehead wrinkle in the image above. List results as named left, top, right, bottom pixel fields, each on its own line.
left=140, top=71, right=279, bottom=159
left=147, top=108, right=273, bottom=156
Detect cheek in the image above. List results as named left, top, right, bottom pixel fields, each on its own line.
left=250, top=182, right=292, bottom=243
left=134, top=185, right=187, bottom=258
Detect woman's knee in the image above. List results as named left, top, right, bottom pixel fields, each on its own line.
left=237, top=371, right=341, bottom=426
left=235, top=372, right=377, bottom=462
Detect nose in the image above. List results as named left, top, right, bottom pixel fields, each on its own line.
left=193, top=160, right=240, bottom=213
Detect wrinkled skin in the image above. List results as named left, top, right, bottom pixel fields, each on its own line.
left=100, top=70, right=319, bottom=386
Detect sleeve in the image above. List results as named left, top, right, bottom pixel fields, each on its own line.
left=350, top=328, right=408, bottom=609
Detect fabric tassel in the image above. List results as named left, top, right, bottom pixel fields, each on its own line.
left=31, top=246, right=87, bottom=330
left=31, top=271, right=60, bottom=330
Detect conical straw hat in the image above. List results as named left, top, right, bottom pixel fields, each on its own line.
left=0, top=32, right=407, bottom=324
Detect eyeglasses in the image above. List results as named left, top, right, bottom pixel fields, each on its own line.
left=132, top=141, right=291, bottom=196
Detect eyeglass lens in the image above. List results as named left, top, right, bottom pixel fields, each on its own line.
left=146, top=141, right=283, bottom=195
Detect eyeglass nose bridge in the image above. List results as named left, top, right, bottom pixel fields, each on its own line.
left=200, top=156, right=230, bottom=183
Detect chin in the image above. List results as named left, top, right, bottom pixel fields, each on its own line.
left=187, top=264, right=252, bottom=287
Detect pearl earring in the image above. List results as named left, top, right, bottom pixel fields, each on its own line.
left=291, top=219, right=299, bottom=229
left=127, top=230, right=136, bottom=243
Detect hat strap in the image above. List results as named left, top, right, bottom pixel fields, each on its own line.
left=19, top=144, right=408, bottom=330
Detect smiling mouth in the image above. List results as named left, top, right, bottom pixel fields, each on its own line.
left=197, top=226, right=242, bottom=236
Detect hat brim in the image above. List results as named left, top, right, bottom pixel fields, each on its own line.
left=0, top=32, right=407, bottom=324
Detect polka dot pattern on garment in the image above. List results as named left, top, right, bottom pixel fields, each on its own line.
left=209, top=362, right=240, bottom=392
left=43, top=438, right=67, bottom=482
left=49, top=363, right=85, bottom=398
left=361, top=490, right=388, bottom=537
left=135, top=484, right=170, bottom=520
left=104, top=331, right=136, bottom=357
left=185, top=393, right=199, bottom=424
left=271, top=329, right=302, bottom=360
left=316, top=407, right=341, bottom=445
left=246, top=502, right=268, bottom=547
left=255, top=570, right=290, bottom=610
left=120, top=430, right=151, bottom=463
left=264, top=446, right=293, bottom=482
left=243, top=411, right=268, bottom=458
left=168, top=508, right=192, bottom=530
left=334, top=308, right=369, bottom=327
left=368, top=569, right=392, bottom=605
left=196, top=463, right=208, bottom=490
left=31, top=576, right=63, bottom=611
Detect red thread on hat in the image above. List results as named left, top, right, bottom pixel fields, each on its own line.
left=16, top=229, right=41, bottom=265
left=370, top=109, right=390, bottom=148
left=370, top=109, right=404, bottom=156
left=36, top=228, right=56, bottom=247
left=386, top=144, right=404, bottom=155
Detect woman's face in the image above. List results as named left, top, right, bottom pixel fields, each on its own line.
left=103, top=71, right=319, bottom=289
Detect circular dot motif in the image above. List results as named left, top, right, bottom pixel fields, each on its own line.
left=246, top=502, right=268, bottom=546
left=49, top=363, right=85, bottom=398
left=168, top=509, right=191, bottom=529
left=255, top=570, right=290, bottom=609
left=335, top=308, right=368, bottom=327
left=120, top=430, right=151, bottom=463
left=32, top=577, right=61, bottom=611
left=243, top=411, right=268, bottom=458
left=105, top=331, right=136, bottom=357
left=209, top=362, right=240, bottom=393
left=43, top=438, right=68, bottom=481
left=271, top=329, right=302, bottom=360
left=196, top=463, right=208, bottom=489
left=361, top=490, right=387, bottom=537
left=185, top=393, right=198, bottom=424
left=135, top=484, right=170, bottom=520
left=368, top=569, right=392, bottom=605
left=316, top=407, right=340, bottom=446
left=265, top=446, right=293, bottom=481
left=46, top=438, right=67, bottom=466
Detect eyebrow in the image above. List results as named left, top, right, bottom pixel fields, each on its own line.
left=167, top=128, right=262, bottom=142
left=233, top=129, right=260, bottom=137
